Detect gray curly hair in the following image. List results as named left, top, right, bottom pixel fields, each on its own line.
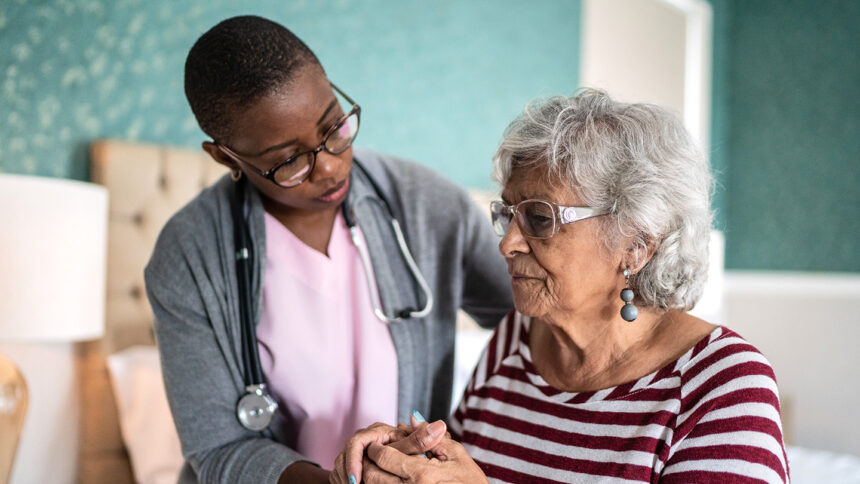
left=493, top=88, right=713, bottom=310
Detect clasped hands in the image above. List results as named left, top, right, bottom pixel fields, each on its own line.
left=329, top=413, right=488, bottom=484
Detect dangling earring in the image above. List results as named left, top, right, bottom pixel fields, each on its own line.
left=620, top=269, right=638, bottom=322
left=230, top=169, right=242, bottom=182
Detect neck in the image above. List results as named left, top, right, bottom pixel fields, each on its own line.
left=262, top=198, right=341, bottom=255
left=530, top=307, right=673, bottom=392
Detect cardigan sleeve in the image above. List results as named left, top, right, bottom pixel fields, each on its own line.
left=145, top=207, right=314, bottom=484
left=457, top=184, right=514, bottom=329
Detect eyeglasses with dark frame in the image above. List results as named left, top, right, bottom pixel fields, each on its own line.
left=490, top=199, right=606, bottom=239
left=215, top=83, right=361, bottom=188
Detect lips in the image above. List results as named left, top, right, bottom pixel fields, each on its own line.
left=316, top=178, right=349, bottom=203
left=509, top=264, right=541, bottom=278
left=509, top=264, right=543, bottom=280
left=509, top=269, right=544, bottom=283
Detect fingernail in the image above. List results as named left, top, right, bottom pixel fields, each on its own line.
left=349, top=475, right=356, bottom=484
left=427, top=420, right=444, bottom=438
left=412, top=409, right=426, bottom=422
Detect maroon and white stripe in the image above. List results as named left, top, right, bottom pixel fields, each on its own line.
left=450, top=311, right=789, bottom=483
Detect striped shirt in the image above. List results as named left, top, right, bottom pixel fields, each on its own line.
left=450, top=311, right=789, bottom=483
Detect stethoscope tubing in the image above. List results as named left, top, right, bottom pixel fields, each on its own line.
left=231, top=159, right=434, bottom=431
left=388, top=217, right=433, bottom=318
left=348, top=216, right=434, bottom=324
left=342, top=160, right=433, bottom=322
left=232, top=179, right=265, bottom=387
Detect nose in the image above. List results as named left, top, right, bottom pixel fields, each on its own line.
left=498, top=218, right=531, bottom=258
left=310, top=149, right=342, bottom=182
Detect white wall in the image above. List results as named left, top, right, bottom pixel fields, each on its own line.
left=722, top=271, right=860, bottom=457
left=580, top=0, right=712, bottom=150
left=582, top=0, right=687, bottom=111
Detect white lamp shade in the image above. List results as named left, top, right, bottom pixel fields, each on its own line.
left=0, top=174, right=108, bottom=341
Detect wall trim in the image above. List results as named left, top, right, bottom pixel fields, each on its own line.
left=659, top=0, right=713, bottom=152
left=724, top=270, right=860, bottom=297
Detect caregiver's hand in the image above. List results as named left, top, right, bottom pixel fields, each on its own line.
left=363, top=435, right=488, bottom=484
left=330, top=416, right=446, bottom=484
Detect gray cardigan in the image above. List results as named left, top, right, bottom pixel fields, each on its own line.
left=144, top=148, right=512, bottom=483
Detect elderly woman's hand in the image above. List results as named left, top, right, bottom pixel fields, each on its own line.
left=329, top=418, right=446, bottom=484
left=362, top=435, right=488, bottom=484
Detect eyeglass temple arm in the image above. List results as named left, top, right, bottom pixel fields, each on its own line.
left=558, top=205, right=604, bottom=223
left=329, top=82, right=358, bottom=107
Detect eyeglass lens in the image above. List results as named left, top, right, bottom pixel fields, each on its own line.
left=490, top=200, right=557, bottom=239
left=272, top=111, right=360, bottom=187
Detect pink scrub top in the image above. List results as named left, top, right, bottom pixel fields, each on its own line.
left=256, top=210, right=398, bottom=468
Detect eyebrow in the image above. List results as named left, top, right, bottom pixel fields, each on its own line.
left=501, top=191, right=554, bottom=204
left=316, top=99, right=338, bottom=126
left=252, top=98, right=340, bottom=157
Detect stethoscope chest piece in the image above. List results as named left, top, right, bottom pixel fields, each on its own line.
left=237, top=384, right=278, bottom=431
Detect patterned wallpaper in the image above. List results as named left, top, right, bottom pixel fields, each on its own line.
left=2, top=0, right=201, bottom=179
left=0, top=0, right=581, bottom=186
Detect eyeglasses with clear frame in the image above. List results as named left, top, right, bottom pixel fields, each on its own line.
left=490, top=199, right=606, bottom=239
left=215, top=83, right=361, bottom=188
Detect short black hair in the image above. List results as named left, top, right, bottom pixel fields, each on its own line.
left=184, top=15, right=321, bottom=141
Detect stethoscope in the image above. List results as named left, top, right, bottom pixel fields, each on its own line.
left=231, top=159, right=433, bottom=431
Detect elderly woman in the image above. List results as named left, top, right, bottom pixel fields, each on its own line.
left=331, top=89, right=788, bottom=484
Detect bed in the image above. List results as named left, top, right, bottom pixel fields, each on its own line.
left=77, top=139, right=860, bottom=484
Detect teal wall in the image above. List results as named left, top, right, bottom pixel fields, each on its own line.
left=709, top=0, right=860, bottom=272
left=707, top=0, right=731, bottom=235
left=0, top=0, right=581, bottom=189
left=3, top=0, right=857, bottom=272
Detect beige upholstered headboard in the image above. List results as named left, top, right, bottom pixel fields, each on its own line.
left=78, top=139, right=225, bottom=483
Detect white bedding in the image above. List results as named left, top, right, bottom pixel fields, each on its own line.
left=787, top=446, right=860, bottom=484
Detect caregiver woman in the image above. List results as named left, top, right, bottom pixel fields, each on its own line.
left=337, top=89, right=789, bottom=483
left=143, top=15, right=512, bottom=484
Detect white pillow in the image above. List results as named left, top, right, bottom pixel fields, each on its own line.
left=106, top=345, right=184, bottom=484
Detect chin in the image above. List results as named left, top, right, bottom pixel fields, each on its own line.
left=512, top=293, right=548, bottom=319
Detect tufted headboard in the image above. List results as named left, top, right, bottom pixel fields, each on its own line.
left=78, top=139, right=226, bottom=483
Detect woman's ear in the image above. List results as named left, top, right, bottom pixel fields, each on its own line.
left=202, top=141, right=239, bottom=171
left=622, top=236, right=658, bottom=273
